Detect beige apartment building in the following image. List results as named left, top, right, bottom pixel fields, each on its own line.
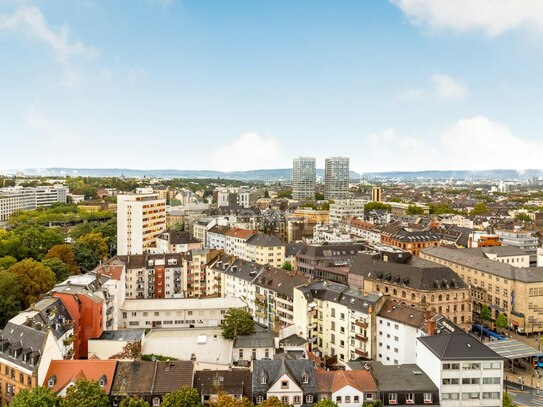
left=421, top=246, right=543, bottom=333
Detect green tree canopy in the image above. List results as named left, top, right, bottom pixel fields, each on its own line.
left=429, top=203, right=458, bottom=215
left=72, top=232, right=108, bottom=272
left=480, top=304, right=491, bottom=323
left=281, top=261, right=293, bottom=271
left=120, top=396, right=151, bottom=407
left=215, top=392, right=254, bottom=407
left=9, top=386, right=60, bottom=407
left=496, top=313, right=508, bottom=330
left=0, top=271, right=21, bottom=333
left=470, top=203, right=488, bottom=216
left=42, top=258, right=71, bottom=283
left=502, top=392, right=516, bottom=407
left=515, top=213, right=531, bottom=222
left=0, top=255, right=18, bottom=270
left=61, top=379, right=110, bottom=407
left=45, top=244, right=79, bottom=275
left=221, top=308, right=256, bottom=339
left=364, top=202, right=392, bottom=212
left=161, top=385, right=202, bottom=407
left=277, top=188, right=292, bottom=199
left=406, top=205, right=424, bottom=215
left=314, top=399, right=339, bottom=407
left=7, top=259, right=56, bottom=308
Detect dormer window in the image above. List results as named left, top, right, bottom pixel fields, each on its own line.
left=99, top=375, right=107, bottom=387
left=260, top=371, right=267, bottom=385
left=302, top=375, right=309, bottom=384
left=48, top=375, right=56, bottom=388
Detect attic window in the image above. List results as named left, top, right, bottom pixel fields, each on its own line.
left=99, top=375, right=107, bottom=387
left=281, top=380, right=289, bottom=389
left=302, top=375, right=309, bottom=384
left=48, top=375, right=56, bottom=388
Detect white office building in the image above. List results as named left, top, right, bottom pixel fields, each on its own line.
left=292, top=157, right=316, bottom=201
left=329, top=199, right=365, bottom=225
left=0, top=185, right=68, bottom=222
left=324, top=157, right=350, bottom=200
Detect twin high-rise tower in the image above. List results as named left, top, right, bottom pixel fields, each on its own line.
left=292, top=156, right=350, bottom=201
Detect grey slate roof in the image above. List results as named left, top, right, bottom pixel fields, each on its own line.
left=350, top=253, right=468, bottom=291
left=98, top=330, right=145, bottom=341
left=0, top=322, right=47, bottom=372
left=247, top=234, right=285, bottom=247
left=297, top=244, right=365, bottom=259
left=252, top=359, right=317, bottom=396
left=254, top=268, right=309, bottom=298
left=194, top=369, right=252, bottom=398
left=423, top=246, right=543, bottom=283
left=368, top=362, right=438, bottom=392
left=418, top=332, right=502, bottom=361
left=234, top=331, right=275, bottom=349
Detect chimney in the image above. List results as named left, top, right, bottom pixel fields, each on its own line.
left=427, top=316, right=436, bottom=336
left=425, top=308, right=430, bottom=321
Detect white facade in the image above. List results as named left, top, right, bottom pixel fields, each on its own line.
left=324, top=157, right=350, bottom=200
left=119, top=297, right=245, bottom=329
left=207, top=229, right=228, bottom=250
left=292, top=157, right=316, bottom=201
left=117, top=194, right=166, bottom=256
left=0, top=185, right=68, bottom=222
left=329, top=200, right=365, bottom=225
left=376, top=316, right=425, bottom=365
left=416, top=338, right=503, bottom=407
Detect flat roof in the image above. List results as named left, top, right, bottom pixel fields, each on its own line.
left=121, top=297, right=245, bottom=311
left=485, top=339, right=543, bottom=360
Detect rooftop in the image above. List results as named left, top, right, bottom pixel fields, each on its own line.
left=418, top=332, right=502, bottom=361
left=365, top=362, right=438, bottom=392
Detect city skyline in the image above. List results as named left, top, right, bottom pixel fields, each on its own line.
left=2, top=1, right=543, bottom=172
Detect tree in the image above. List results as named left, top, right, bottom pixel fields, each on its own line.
left=45, top=244, right=79, bottom=275
left=260, top=397, right=289, bottom=407
left=470, top=203, right=488, bottom=216
left=221, top=308, right=256, bottom=339
left=315, top=192, right=325, bottom=200
left=406, top=205, right=424, bottom=215
left=161, top=386, right=202, bottom=407
left=9, top=386, right=60, bottom=407
left=480, top=304, right=491, bottom=324
left=0, top=255, right=17, bottom=270
left=62, top=379, right=110, bottom=407
left=120, top=396, right=151, bottom=407
left=12, top=225, right=64, bottom=260
left=515, top=213, right=531, bottom=222
left=314, top=399, right=339, bottom=407
left=42, top=258, right=71, bottom=283
left=364, top=202, right=392, bottom=212
left=281, top=261, right=293, bottom=271
left=502, top=392, right=516, bottom=407
left=72, top=232, right=108, bottom=272
left=362, top=401, right=383, bottom=407
left=264, top=190, right=270, bottom=198
left=0, top=271, right=22, bottom=327
left=215, top=392, right=254, bottom=407
left=496, top=313, right=508, bottom=330
left=277, top=188, right=292, bottom=199
left=8, top=259, right=56, bottom=308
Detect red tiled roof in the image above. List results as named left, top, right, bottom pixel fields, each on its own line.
left=225, top=227, right=256, bottom=240
left=315, top=370, right=378, bottom=393
left=45, top=360, right=117, bottom=394
left=96, top=265, right=124, bottom=281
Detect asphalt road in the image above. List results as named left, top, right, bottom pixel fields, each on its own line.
left=507, top=381, right=543, bottom=406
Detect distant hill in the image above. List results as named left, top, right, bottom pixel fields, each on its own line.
left=7, top=167, right=543, bottom=181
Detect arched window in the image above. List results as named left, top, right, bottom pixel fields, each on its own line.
left=446, top=294, right=450, bottom=301
left=402, top=291, right=406, bottom=298
left=393, top=289, right=398, bottom=296
left=438, top=294, right=442, bottom=301
left=411, top=293, right=416, bottom=301
left=376, top=285, right=380, bottom=292
left=421, top=295, right=427, bottom=303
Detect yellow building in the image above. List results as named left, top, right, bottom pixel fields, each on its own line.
left=292, top=208, right=329, bottom=224
left=245, top=234, right=286, bottom=268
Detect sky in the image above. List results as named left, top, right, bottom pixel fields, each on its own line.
left=1, top=0, right=543, bottom=174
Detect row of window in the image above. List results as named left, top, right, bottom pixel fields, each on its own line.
left=443, top=362, right=501, bottom=370
left=255, top=395, right=313, bottom=404
left=443, top=377, right=501, bottom=385
left=387, top=393, right=433, bottom=403
left=442, top=392, right=500, bottom=400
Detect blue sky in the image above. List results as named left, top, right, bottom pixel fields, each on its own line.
left=1, top=0, right=543, bottom=173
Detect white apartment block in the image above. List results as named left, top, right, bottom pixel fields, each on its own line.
left=293, top=281, right=385, bottom=364
left=119, top=297, right=245, bottom=329
left=117, top=193, right=166, bottom=255
left=329, top=200, right=365, bottom=225
left=416, top=333, right=503, bottom=407
left=292, top=157, right=316, bottom=201
left=324, top=157, right=350, bottom=200
left=350, top=219, right=381, bottom=244
left=496, top=229, right=539, bottom=265
left=0, top=185, right=68, bottom=222
left=225, top=228, right=255, bottom=259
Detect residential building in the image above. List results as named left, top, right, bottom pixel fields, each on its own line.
left=0, top=185, right=68, bottom=222
left=324, top=157, right=350, bottom=200
left=233, top=331, right=276, bottom=365
left=421, top=246, right=543, bottom=333
left=119, top=297, right=245, bottom=329
left=156, top=230, right=203, bottom=253
left=206, top=225, right=231, bottom=249
left=182, top=248, right=220, bottom=297
left=245, top=234, right=286, bottom=268
left=110, top=361, right=194, bottom=406
left=359, top=362, right=439, bottom=406
left=88, top=330, right=145, bottom=360
left=495, top=229, right=539, bottom=265
left=296, top=243, right=364, bottom=278
left=194, top=370, right=252, bottom=404
left=416, top=332, right=503, bottom=407
left=292, top=157, right=316, bottom=201
left=350, top=252, right=472, bottom=330
left=315, top=370, right=378, bottom=405
left=329, top=200, right=365, bottom=225
left=293, top=281, right=386, bottom=363
left=350, top=219, right=380, bottom=244
left=44, top=360, right=117, bottom=397
left=380, top=227, right=440, bottom=256
left=0, top=298, right=74, bottom=404
left=117, top=193, right=166, bottom=255
left=376, top=300, right=458, bottom=366
left=225, top=228, right=256, bottom=259
left=252, top=359, right=318, bottom=405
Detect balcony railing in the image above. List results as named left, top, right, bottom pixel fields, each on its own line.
left=354, top=349, right=368, bottom=358
left=355, top=320, right=368, bottom=329
left=355, top=334, right=368, bottom=343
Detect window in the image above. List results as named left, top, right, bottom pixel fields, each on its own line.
left=302, top=375, right=309, bottom=384
left=256, top=396, right=264, bottom=404
left=483, top=377, right=501, bottom=384
left=281, top=396, right=289, bottom=404
left=388, top=393, right=397, bottom=404
left=483, top=392, right=500, bottom=399
left=345, top=396, right=351, bottom=403
left=265, top=349, right=269, bottom=359
left=442, top=393, right=459, bottom=400
left=281, top=380, right=289, bottom=389
left=294, top=396, right=301, bottom=404
left=239, top=349, right=243, bottom=359
left=353, top=396, right=359, bottom=403
left=365, top=393, right=373, bottom=401
left=252, top=349, right=257, bottom=360
left=462, top=378, right=480, bottom=384
left=442, top=378, right=459, bottom=385
left=153, top=397, right=160, bottom=407
left=306, top=395, right=313, bottom=403
left=443, top=363, right=460, bottom=370
left=423, top=393, right=432, bottom=403
left=336, top=396, right=342, bottom=403
left=483, top=362, right=501, bottom=369
left=462, top=363, right=480, bottom=370
left=462, top=392, right=480, bottom=400
left=406, top=393, right=414, bottom=404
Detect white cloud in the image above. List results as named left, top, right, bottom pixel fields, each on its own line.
left=0, top=6, right=98, bottom=85
left=440, top=116, right=543, bottom=170
left=392, top=0, right=543, bottom=37
left=211, top=132, right=283, bottom=172
left=431, top=74, right=469, bottom=100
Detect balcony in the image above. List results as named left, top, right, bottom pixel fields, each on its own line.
left=355, top=320, right=368, bottom=329
left=354, top=349, right=368, bottom=358
left=355, top=333, right=368, bottom=343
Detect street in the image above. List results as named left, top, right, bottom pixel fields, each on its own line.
left=508, top=381, right=543, bottom=406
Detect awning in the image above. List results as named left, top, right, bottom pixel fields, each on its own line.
left=485, top=339, right=543, bottom=360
